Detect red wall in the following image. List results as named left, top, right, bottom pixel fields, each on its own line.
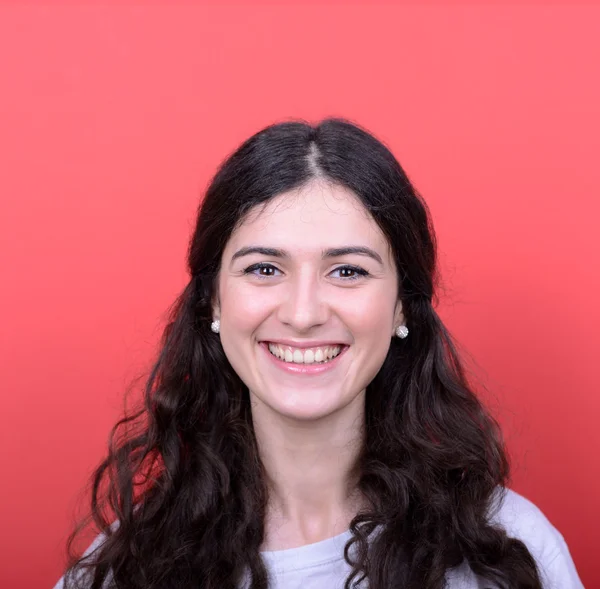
left=0, top=4, right=597, bottom=588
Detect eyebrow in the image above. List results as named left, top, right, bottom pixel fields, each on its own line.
left=230, top=245, right=384, bottom=267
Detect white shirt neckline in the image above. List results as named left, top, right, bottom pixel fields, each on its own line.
left=260, top=529, right=354, bottom=571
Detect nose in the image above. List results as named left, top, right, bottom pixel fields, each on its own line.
left=276, top=269, right=330, bottom=332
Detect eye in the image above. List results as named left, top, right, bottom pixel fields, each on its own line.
left=333, top=266, right=370, bottom=280
left=243, top=263, right=370, bottom=281
left=243, top=263, right=281, bottom=279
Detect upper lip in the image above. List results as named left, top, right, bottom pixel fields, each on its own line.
left=262, top=339, right=348, bottom=349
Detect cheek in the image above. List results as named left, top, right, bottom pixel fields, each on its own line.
left=221, top=282, right=267, bottom=329
left=356, top=326, right=394, bottom=388
left=342, top=293, right=396, bottom=372
left=342, top=292, right=396, bottom=334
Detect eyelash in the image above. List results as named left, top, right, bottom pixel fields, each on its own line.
left=243, top=263, right=370, bottom=282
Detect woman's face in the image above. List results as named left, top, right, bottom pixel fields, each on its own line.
left=214, top=180, right=404, bottom=422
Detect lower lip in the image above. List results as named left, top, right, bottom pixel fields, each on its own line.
left=260, top=342, right=349, bottom=375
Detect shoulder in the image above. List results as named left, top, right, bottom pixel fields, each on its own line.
left=447, top=487, right=584, bottom=589
left=486, top=486, right=584, bottom=589
left=51, top=523, right=117, bottom=589
left=488, top=487, right=562, bottom=552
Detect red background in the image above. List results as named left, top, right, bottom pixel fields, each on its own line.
left=0, top=3, right=597, bottom=588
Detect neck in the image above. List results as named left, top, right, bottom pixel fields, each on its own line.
left=251, top=392, right=368, bottom=549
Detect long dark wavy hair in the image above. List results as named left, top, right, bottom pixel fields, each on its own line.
left=60, top=118, right=543, bottom=589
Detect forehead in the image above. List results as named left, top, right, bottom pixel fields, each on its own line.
left=226, top=181, right=391, bottom=255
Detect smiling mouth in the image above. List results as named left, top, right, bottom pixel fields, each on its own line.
left=261, top=342, right=349, bottom=365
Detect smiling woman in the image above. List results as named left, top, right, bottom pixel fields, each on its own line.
left=214, top=180, right=403, bottom=423
left=52, top=118, right=584, bottom=589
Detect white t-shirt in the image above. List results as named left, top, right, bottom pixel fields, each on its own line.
left=52, top=487, right=585, bottom=589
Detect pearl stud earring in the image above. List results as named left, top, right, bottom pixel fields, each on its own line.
left=396, top=325, right=409, bottom=338
left=211, top=319, right=220, bottom=334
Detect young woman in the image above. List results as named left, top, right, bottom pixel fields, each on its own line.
left=52, top=118, right=584, bottom=589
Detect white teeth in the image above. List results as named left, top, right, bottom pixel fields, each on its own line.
left=267, top=343, right=343, bottom=364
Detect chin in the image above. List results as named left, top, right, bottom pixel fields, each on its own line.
left=261, top=392, right=361, bottom=423
left=278, top=406, right=339, bottom=422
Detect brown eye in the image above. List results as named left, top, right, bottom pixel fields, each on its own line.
left=259, top=266, right=275, bottom=276
left=333, top=266, right=370, bottom=281
left=243, top=263, right=281, bottom=279
left=339, top=268, right=356, bottom=279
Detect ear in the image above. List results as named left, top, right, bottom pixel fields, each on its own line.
left=211, top=300, right=220, bottom=321
left=394, top=299, right=405, bottom=329
left=211, top=282, right=221, bottom=321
